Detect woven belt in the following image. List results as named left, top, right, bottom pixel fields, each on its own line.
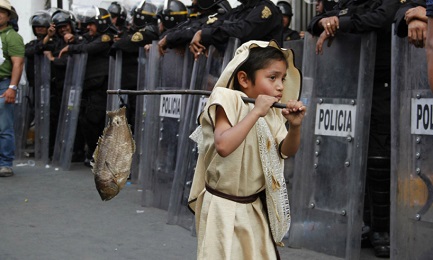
left=205, top=184, right=263, bottom=204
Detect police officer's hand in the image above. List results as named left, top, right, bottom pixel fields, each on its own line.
left=58, top=45, right=69, bottom=58
left=144, top=44, right=152, bottom=53
left=320, top=16, right=339, bottom=37
left=405, top=6, right=427, bottom=24
left=44, top=51, right=55, bottom=61
left=316, top=31, right=334, bottom=55
left=0, top=88, right=16, bottom=104
left=64, top=33, right=75, bottom=44
left=408, top=19, right=427, bottom=48
left=190, top=30, right=206, bottom=60
left=158, top=36, right=168, bottom=56
left=47, top=23, right=56, bottom=37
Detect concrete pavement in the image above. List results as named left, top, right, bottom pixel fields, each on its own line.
left=0, top=160, right=380, bottom=260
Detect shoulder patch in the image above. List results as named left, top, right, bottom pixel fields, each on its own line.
left=262, top=6, right=272, bottom=19
left=101, top=34, right=111, bottom=42
left=131, top=32, right=143, bottom=42
left=207, top=14, right=218, bottom=24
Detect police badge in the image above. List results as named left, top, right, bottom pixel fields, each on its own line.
left=262, top=6, right=272, bottom=19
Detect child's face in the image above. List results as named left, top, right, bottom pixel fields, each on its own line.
left=245, top=60, right=287, bottom=101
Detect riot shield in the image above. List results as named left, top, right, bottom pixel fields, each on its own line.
left=390, top=34, right=433, bottom=259
left=105, top=50, right=125, bottom=119
left=282, top=39, right=304, bottom=197
left=14, top=69, right=32, bottom=160
left=140, top=42, right=193, bottom=209
left=33, top=54, right=51, bottom=165
left=288, top=32, right=376, bottom=259
left=51, top=54, right=88, bottom=170
left=167, top=38, right=241, bottom=229
left=131, top=48, right=148, bottom=183
left=221, top=37, right=241, bottom=70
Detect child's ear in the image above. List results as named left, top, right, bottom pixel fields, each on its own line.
left=237, top=71, right=249, bottom=90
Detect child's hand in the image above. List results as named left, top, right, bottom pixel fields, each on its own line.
left=282, top=100, right=307, bottom=126
left=252, top=95, right=278, bottom=117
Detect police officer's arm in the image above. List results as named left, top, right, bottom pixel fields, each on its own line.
left=67, top=36, right=111, bottom=55
left=309, top=0, right=400, bottom=36
left=391, top=1, right=426, bottom=48
left=165, top=19, right=203, bottom=49
left=200, top=1, right=282, bottom=47
left=43, top=24, right=56, bottom=45
left=337, top=0, right=400, bottom=33
left=130, top=27, right=159, bottom=48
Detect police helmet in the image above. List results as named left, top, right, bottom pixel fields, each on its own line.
left=108, top=1, right=127, bottom=27
left=132, top=1, right=158, bottom=29
left=52, top=9, right=76, bottom=32
left=80, top=7, right=113, bottom=33
left=159, top=0, right=188, bottom=29
left=29, top=11, right=51, bottom=36
left=277, top=1, right=293, bottom=17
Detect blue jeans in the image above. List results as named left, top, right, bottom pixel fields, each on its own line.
left=0, top=79, right=14, bottom=167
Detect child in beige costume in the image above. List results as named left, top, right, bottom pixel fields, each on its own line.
left=188, top=40, right=306, bottom=260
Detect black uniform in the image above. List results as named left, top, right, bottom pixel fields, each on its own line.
left=68, top=32, right=113, bottom=160
left=200, top=0, right=283, bottom=49
left=162, top=8, right=228, bottom=49
left=282, top=27, right=301, bottom=41
left=307, top=0, right=401, bottom=257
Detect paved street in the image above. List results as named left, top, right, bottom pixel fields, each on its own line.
left=0, top=160, right=380, bottom=260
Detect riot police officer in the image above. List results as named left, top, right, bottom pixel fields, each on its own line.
left=107, top=1, right=128, bottom=33
left=25, top=11, right=51, bottom=90
left=277, top=1, right=301, bottom=41
left=109, top=1, right=159, bottom=130
left=157, top=0, right=189, bottom=33
left=58, top=7, right=115, bottom=166
left=43, top=9, right=85, bottom=160
left=158, top=0, right=231, bottom=54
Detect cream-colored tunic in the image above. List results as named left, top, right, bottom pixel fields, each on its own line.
left=188, top=87, right=288, bottom=260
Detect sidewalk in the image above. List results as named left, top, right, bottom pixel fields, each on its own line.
left=0, top=160, right=379, bottom=260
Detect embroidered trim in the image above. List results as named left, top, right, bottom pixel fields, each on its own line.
left=256, top=115, right=291, bottom=243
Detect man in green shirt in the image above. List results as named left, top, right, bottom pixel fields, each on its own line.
left=0, top=0, right=24, bottom=177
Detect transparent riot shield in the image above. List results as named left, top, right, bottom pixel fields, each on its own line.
left=131, top=48, right=148, bottom=183
left=33, top=54, right=51, bottom=165
left=140, top=42, right=193, bottom=210
left=283, top=39, right=304, bottom=197
left=105, top=50, right=125, bottom=119
left=167, top=38, right=241, bottom=229
left=287, top=32, right=376, bottom=259
left=390, top=34, right=433, bottom=259
left=51, top=54, right=88, bottom=170
left=14, top=69, right=32, bottom=160
left=283, top=39, right=304, bottom=72
left=221, top=37, right=241, bottom=70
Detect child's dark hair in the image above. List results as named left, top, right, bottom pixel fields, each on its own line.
left=233, top=46, right=288, bottom=91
